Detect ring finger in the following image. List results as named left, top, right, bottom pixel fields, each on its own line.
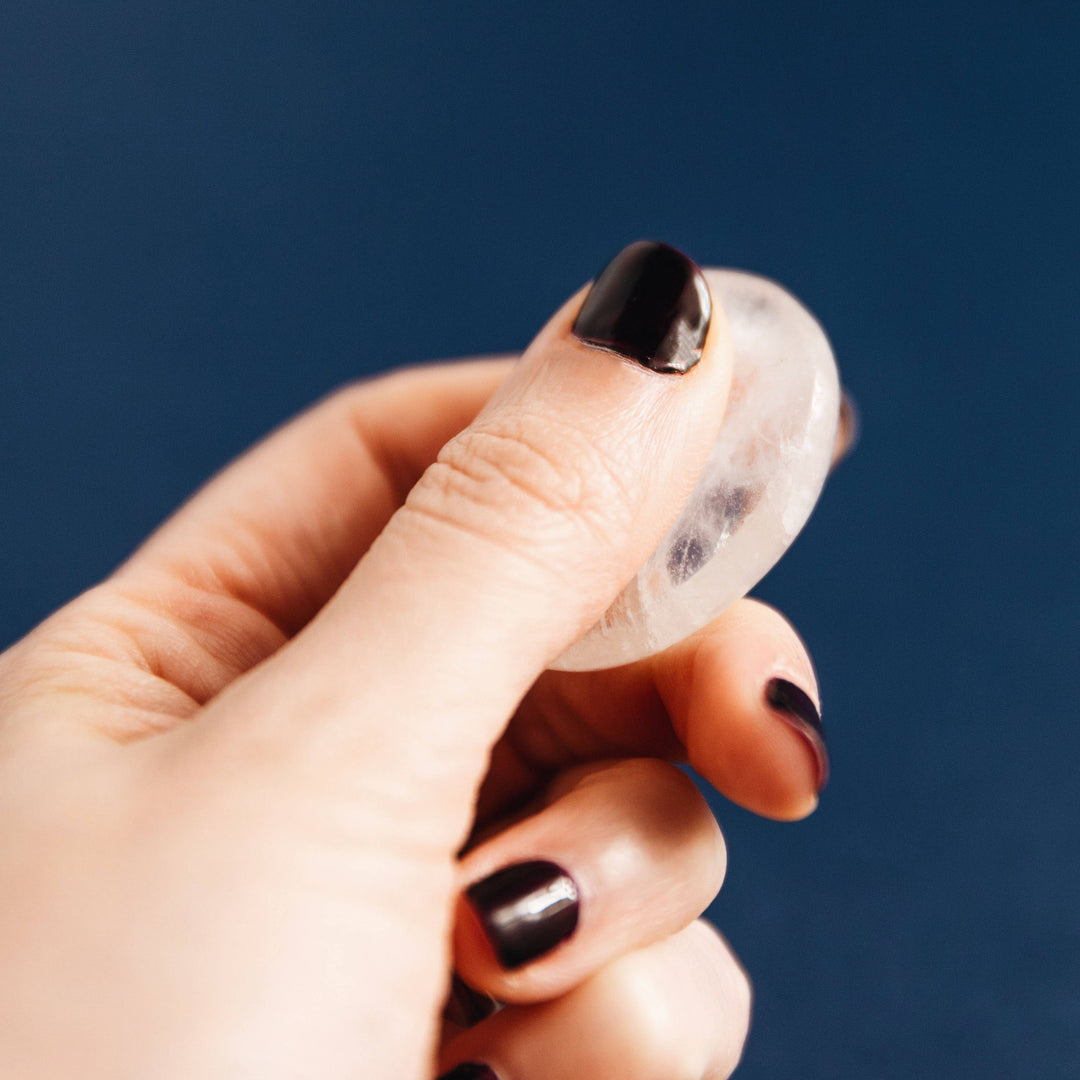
left=454, top=757, right=725, bottom=1004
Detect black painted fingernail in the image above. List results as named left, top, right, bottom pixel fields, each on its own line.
left=833, top=389, right=861, bottom=469
left=465, top=860, right=580, bottom=970
left=765, top=678, right=829, bottom=792
left=436, top=1064, right=499, bottom=1080
left=572, top=240, right=711, bottom=374
left=442, top=972, right=500, bottom=1029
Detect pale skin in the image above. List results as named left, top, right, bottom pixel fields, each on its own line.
left=0, top=278, right=852, bottom=1079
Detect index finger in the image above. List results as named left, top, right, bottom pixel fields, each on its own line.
left=476, top=597, right=826, bottom=824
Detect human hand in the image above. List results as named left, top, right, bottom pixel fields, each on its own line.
left=0, top=243, right=840, bottom=1079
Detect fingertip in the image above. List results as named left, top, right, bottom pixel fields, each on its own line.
left=653, top=600, right=827, bottom=820
left=764, top=676, right=828, bottom=796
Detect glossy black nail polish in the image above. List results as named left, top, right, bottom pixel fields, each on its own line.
left=442, top=972, right=500, bottom=1029
left=436, top=1064, right=499, bottom=1080
left=765, top=677, right=829, bottom=792
left=465, top=860, right=579, bottom=970
left=572, top=240, right=711, bottom=374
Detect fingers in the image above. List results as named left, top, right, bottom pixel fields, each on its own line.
left=454, top=759, right=724, bottom=1003
left=654, top=599, right=826, bottom=819
left=0, top=359, right=514, bottom=735
left=190, top=243, right=734, bottom=825
left=439, top=921, right=751, bottom=1080
left=120, top=358, right=516, bottom=638
left=482, top=597, right=824, bottom=825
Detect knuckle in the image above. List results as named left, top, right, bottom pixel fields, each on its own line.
left=410, top=410, right=635, bottom=554
left=694, top=922, right=753, bottom=1079
left=608, top=759, right=728, bottom=894
left=320, top=375, right=385, bottom=421
left=617, top=756, right=708, bottom=809
left=326, top=365, right=416, bottom=406
left=601, top=922, right=751, bottom=1080
left=609, top=960, right=690, bottom=1077
left=323, top=369, right=422, bottom=434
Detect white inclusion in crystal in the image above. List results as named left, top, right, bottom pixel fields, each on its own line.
left=551, top=269, right=841, bottom=672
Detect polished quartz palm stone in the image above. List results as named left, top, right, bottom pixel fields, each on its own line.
left=552, top=269, right=840, bottom=672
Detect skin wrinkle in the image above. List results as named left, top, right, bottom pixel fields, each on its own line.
left=470, top=677, right=679, bottom=829
left=98, top=584, right=282, bottom=709
left=496, top=401, right=645, bottom=526
left=0, top=612, right=168, bottom=726
left=448, top=426, right=594, bottom=519
left=396, top=491, right=584, bottom=598
left=171, top=513, right=323, bottom=641
left=93, top=365, right=513, bottom=718
left=429, top=419, right=635, bottom=568
left=125, top=373, right=432, bottom=652
left=513, top=690, right=626, bottom=774
left=1, top=648, right=200, bottom=740
left=468, top=681, right=663, bottom=842
left=134, top=517, right=298, bottom=646
left=530, top=670, right=683, bottom=770
left=350, top=379, right=450, bottom=510
left=1, top=583, right=267, bottom=738
left=352, top=359, right=518, bottom=506
left=390, top=502, right=628, bottom=676
left=152, top=473, right=372, bottom=643
left=441, top=921, right=750, bottom=1078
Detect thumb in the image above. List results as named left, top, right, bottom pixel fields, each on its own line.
left=189, top=242, right=732, bottom=831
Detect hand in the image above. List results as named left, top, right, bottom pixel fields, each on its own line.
left=0, top=244, right=836, bottom=1079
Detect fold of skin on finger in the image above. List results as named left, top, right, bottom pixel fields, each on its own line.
left=0, top=359, right=517, bottom=739
left=472, top=597, right=822, bottom=827
left=124, top=357, right=518, bottom=634
left=454, top=758, right=726, bottom=1003
left=439, top=920, right=751, bottom=1080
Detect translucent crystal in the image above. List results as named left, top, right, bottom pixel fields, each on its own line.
left=552, top=269, right=840, bottom=672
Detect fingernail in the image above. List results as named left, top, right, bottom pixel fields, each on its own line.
left=572, top=240, right=711, bottom=374
left=465, top=860, right=580, bottom=970
left=442, top=972, right=500, bottom=1029
left=765, top=677, right=829, bottom=792
left=436, top=1065, right=499, bottom=1080
left=831, top=388, right=861, bottom=470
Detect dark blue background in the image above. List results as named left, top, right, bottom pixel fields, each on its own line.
left=2, top=1, right=1077, bottom=1075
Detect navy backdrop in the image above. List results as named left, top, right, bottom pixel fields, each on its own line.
left=2, top=1, right=1078, bottom=1076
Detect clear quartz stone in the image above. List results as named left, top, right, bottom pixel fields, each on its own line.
left=551, top=269, right=840, bottom=672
